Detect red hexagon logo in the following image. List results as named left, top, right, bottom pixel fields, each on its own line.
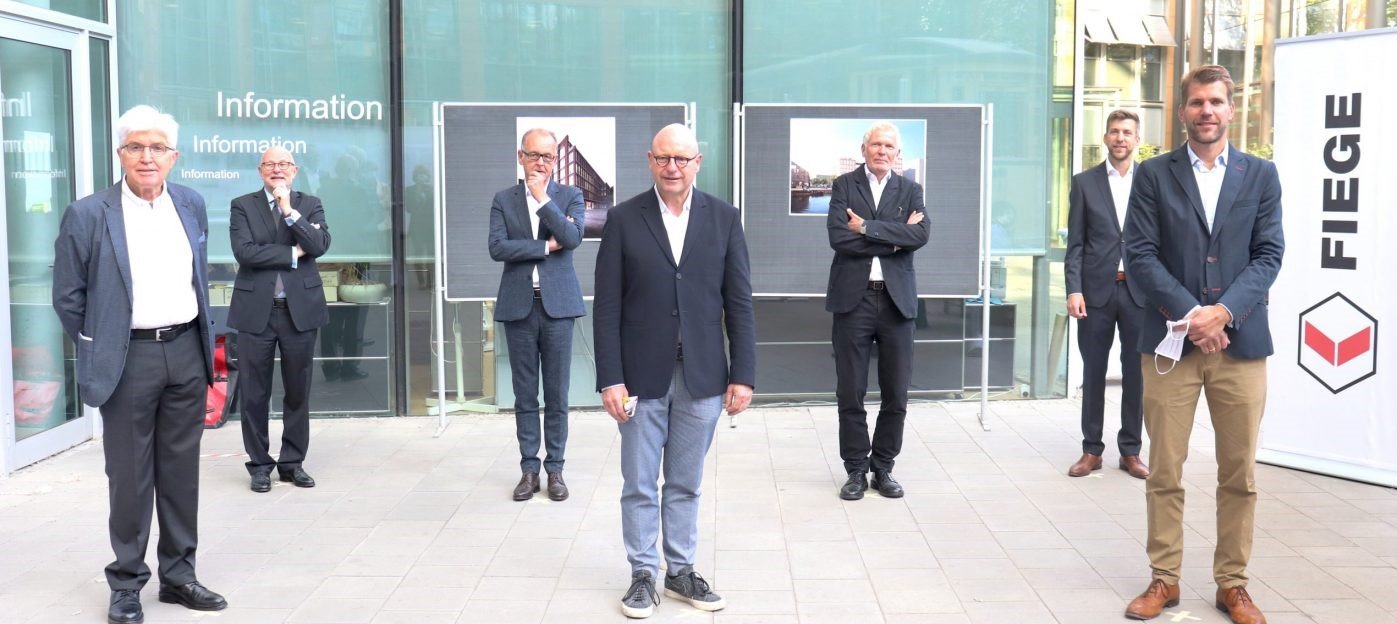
left=1298, top=292, right=1378, bottom=394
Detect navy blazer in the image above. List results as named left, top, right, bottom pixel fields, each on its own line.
left=488, top=181, right=586, bottom=321
left=593, top=188, right=756, bottom=399
left=227, top=189, right=333, bottom=333
left=1064, top=162, right=1145, bottom=308
left=1123, top=144, right=1285, bottom=359
left=51, top=182, right=214, bottom=407
left=825, top=167, right=930, bottom=319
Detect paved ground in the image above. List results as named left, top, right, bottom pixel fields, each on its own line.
left=2, top=394, right=1395, bottom=623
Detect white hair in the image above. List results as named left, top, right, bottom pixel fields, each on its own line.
left=862, top=120, right=900, bottom=148
left=116, top=105, right=180, bottom=149
left=519, top=128, right=558, bottom=149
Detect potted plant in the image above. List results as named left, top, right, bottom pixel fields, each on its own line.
left=336, top=263, right=387, bottom=303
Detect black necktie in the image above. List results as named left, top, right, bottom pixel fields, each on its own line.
left=271, top=200, right=286, bottom=297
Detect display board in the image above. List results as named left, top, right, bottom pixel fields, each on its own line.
left=740, top=104, right=984, bottom=297
left=1263, top=28, right=1397, bottom=487
left=437, top=103, right=689, bottom=301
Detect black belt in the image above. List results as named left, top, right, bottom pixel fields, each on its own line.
left=130, top=320, right=195, bottom=342
left=533, top=288, right=542, bottom=299
left=868, top=281, right=886, bottom=291
left=272, top=297, right=288, bottom=308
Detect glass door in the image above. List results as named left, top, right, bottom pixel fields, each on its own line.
left=0, top=17, right=95, bottom=473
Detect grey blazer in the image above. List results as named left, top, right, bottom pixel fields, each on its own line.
left=51, top=182, right=214, bottom=407
left=487, top=181, right=586, bottom=321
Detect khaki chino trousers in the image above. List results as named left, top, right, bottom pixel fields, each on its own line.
left=1140, top=349, right=1267, bottom=588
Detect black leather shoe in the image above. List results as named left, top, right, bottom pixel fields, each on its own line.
left=513, top=472, right=540, bottom=501
left=871, top=470, right=904, bottom=498
left=839, top=471, right=868, bottom=500
left=546, top=472, right=569, bottom=501
left=250, top=472, right=271, bottom=493
left=278, top=467, right=316, bottom=488
left=108, top=589, right=143, bottom=623
left=157, top=582, right=226, bottom=611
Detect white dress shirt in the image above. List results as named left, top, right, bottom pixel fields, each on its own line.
left=1186, top=143, right=1228, bottom=232
left=1106, top=160, right=1135, bottom=270
left=525, top=190, right=552, bottom=288
left=864, top=165, right=889, bottom=282
left=121, top=180, right=197, bottom=329
left=654, top=185, right=693, bottom=263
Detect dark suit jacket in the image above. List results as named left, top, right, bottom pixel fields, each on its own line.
left=1123, top=144, right=1285, bottom=359
left=488, top=181, right=586, bottom=321
left=51, top=181, right=214, bottom=407
left=593, top=188, right=756, bottom=399
left=825, top=167, right=930, bottom=319
left=227, top=189, right=332, bottom=334
left=1064, top=162, right=1145, bottom=307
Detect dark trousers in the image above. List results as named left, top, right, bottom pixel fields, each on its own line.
left=99, top=327, right=207, bottom=590
left=833, top=285, right=913, bottom=474
left=239, top=306, right=318, bottom=474
left=1078, top=280, right=1145, bottom=456
left=503, top=298, right=574, bottom=474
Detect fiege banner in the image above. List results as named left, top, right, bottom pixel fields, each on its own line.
left=1263, top=29, right=1397, bottom=487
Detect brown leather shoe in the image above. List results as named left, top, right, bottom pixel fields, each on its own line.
left=1120, top=455, right=1151, bottom=479
left=1125, top=579, right=1180, bottom=620
left=512, top=472, right=540, bottom=501
left=546, top=472, right=569, bottom=501
left=1215, top=586, right=1266, bottom=624
left=1067, top=453, right=1103, bottom=477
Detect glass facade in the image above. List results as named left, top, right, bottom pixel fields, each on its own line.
left=8, top=0, right=1384, bottom=427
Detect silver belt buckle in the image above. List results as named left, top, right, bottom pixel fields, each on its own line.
left=155, top=326, right=174, bottom=341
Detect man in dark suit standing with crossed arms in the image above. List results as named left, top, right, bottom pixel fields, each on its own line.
left=488, top=128, right=586, bottom=502
left=228, top=145, right=332, bottom=493
left=1064, top=109, right=1151, bottom=480
left=826, top=121, right=929, bottom=501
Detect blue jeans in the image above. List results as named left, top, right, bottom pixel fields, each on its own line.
left=503, top=299, right=574, bottom=474
left=619, top=361, right=722, bottom=577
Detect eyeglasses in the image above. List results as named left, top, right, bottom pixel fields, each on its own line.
left=651, top=154, right=698, bottom=169
left=120, top=144, right=174, bottom=157
left=259, top=161, right=298, bottom=170
left=520, top=151, right=556, bottom=164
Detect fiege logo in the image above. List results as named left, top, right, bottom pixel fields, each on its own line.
left=1298, top=292, right=1378, bottom=393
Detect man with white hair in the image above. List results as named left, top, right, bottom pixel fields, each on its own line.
left=594, top=123, right=755, bottom=618
left=52, top=105, right=227, bottom=623
left=826, top=120, right=929, bottom=501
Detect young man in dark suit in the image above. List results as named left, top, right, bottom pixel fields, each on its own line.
left=1122, top=64, right=1284, bottom=624
left=227, top=145, right=332, bottom=493
left=1064, top=109, right=1150, bottom=480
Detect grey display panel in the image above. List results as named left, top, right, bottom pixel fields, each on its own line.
left=439, top=103, right=688, bottom=301
left=741, top=105, right=983, bottom=297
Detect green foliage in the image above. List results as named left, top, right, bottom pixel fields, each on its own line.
left=1247, top=142, right=1274, bottom=160
left=1135, top=143, right=1159, bottom=162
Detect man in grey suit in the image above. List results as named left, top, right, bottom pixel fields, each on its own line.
left=594, top=124, right=755, bottom=618
left=52, top=105, right=227, bottom=624
left=1063, top=109, right=1150, bottom=480
left=1122, top=65, right=1283, bottom=624
left=826, top=121, right=930, bottom=501
left=228, top=145, right=332, bottom=493
left=488, top=128, right=586, bottom=502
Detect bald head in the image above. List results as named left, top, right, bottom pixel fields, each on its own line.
left=648, top=123, right=702, bottom=206
left=259, top=145, right=299, bottom=192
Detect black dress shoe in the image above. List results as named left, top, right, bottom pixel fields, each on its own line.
left=513, top=472, right=540, bottom=501
left=839, top=471, right=868, bottom=500
left=278, top=467, right=316, bottom=488
left=871, top=470, right=904, bottom=498
left=546, top=472, right=569, bottom=501
left=108, top=589, right=143, bottom=624
left=157, top=582, right=227, bottom=611
left=250, top=472, right=271, bottom=493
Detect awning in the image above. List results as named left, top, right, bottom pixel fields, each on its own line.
left=1083, top=13, right=1118, bottom=44
left=1143, top=15, right=1178, bottom=47
left=1109, top=15, right=1155, bottom=46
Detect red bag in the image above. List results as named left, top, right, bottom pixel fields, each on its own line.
left=204, top=335, right=237, bottom=428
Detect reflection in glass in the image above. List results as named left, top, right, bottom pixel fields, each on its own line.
left=1, top=37, right=80, bottom=440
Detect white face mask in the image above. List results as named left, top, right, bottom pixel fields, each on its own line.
left=1153, top=318, right=1191, bottom=375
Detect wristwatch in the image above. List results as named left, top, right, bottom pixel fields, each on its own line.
left=859, top=222, right=867, bottom=235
